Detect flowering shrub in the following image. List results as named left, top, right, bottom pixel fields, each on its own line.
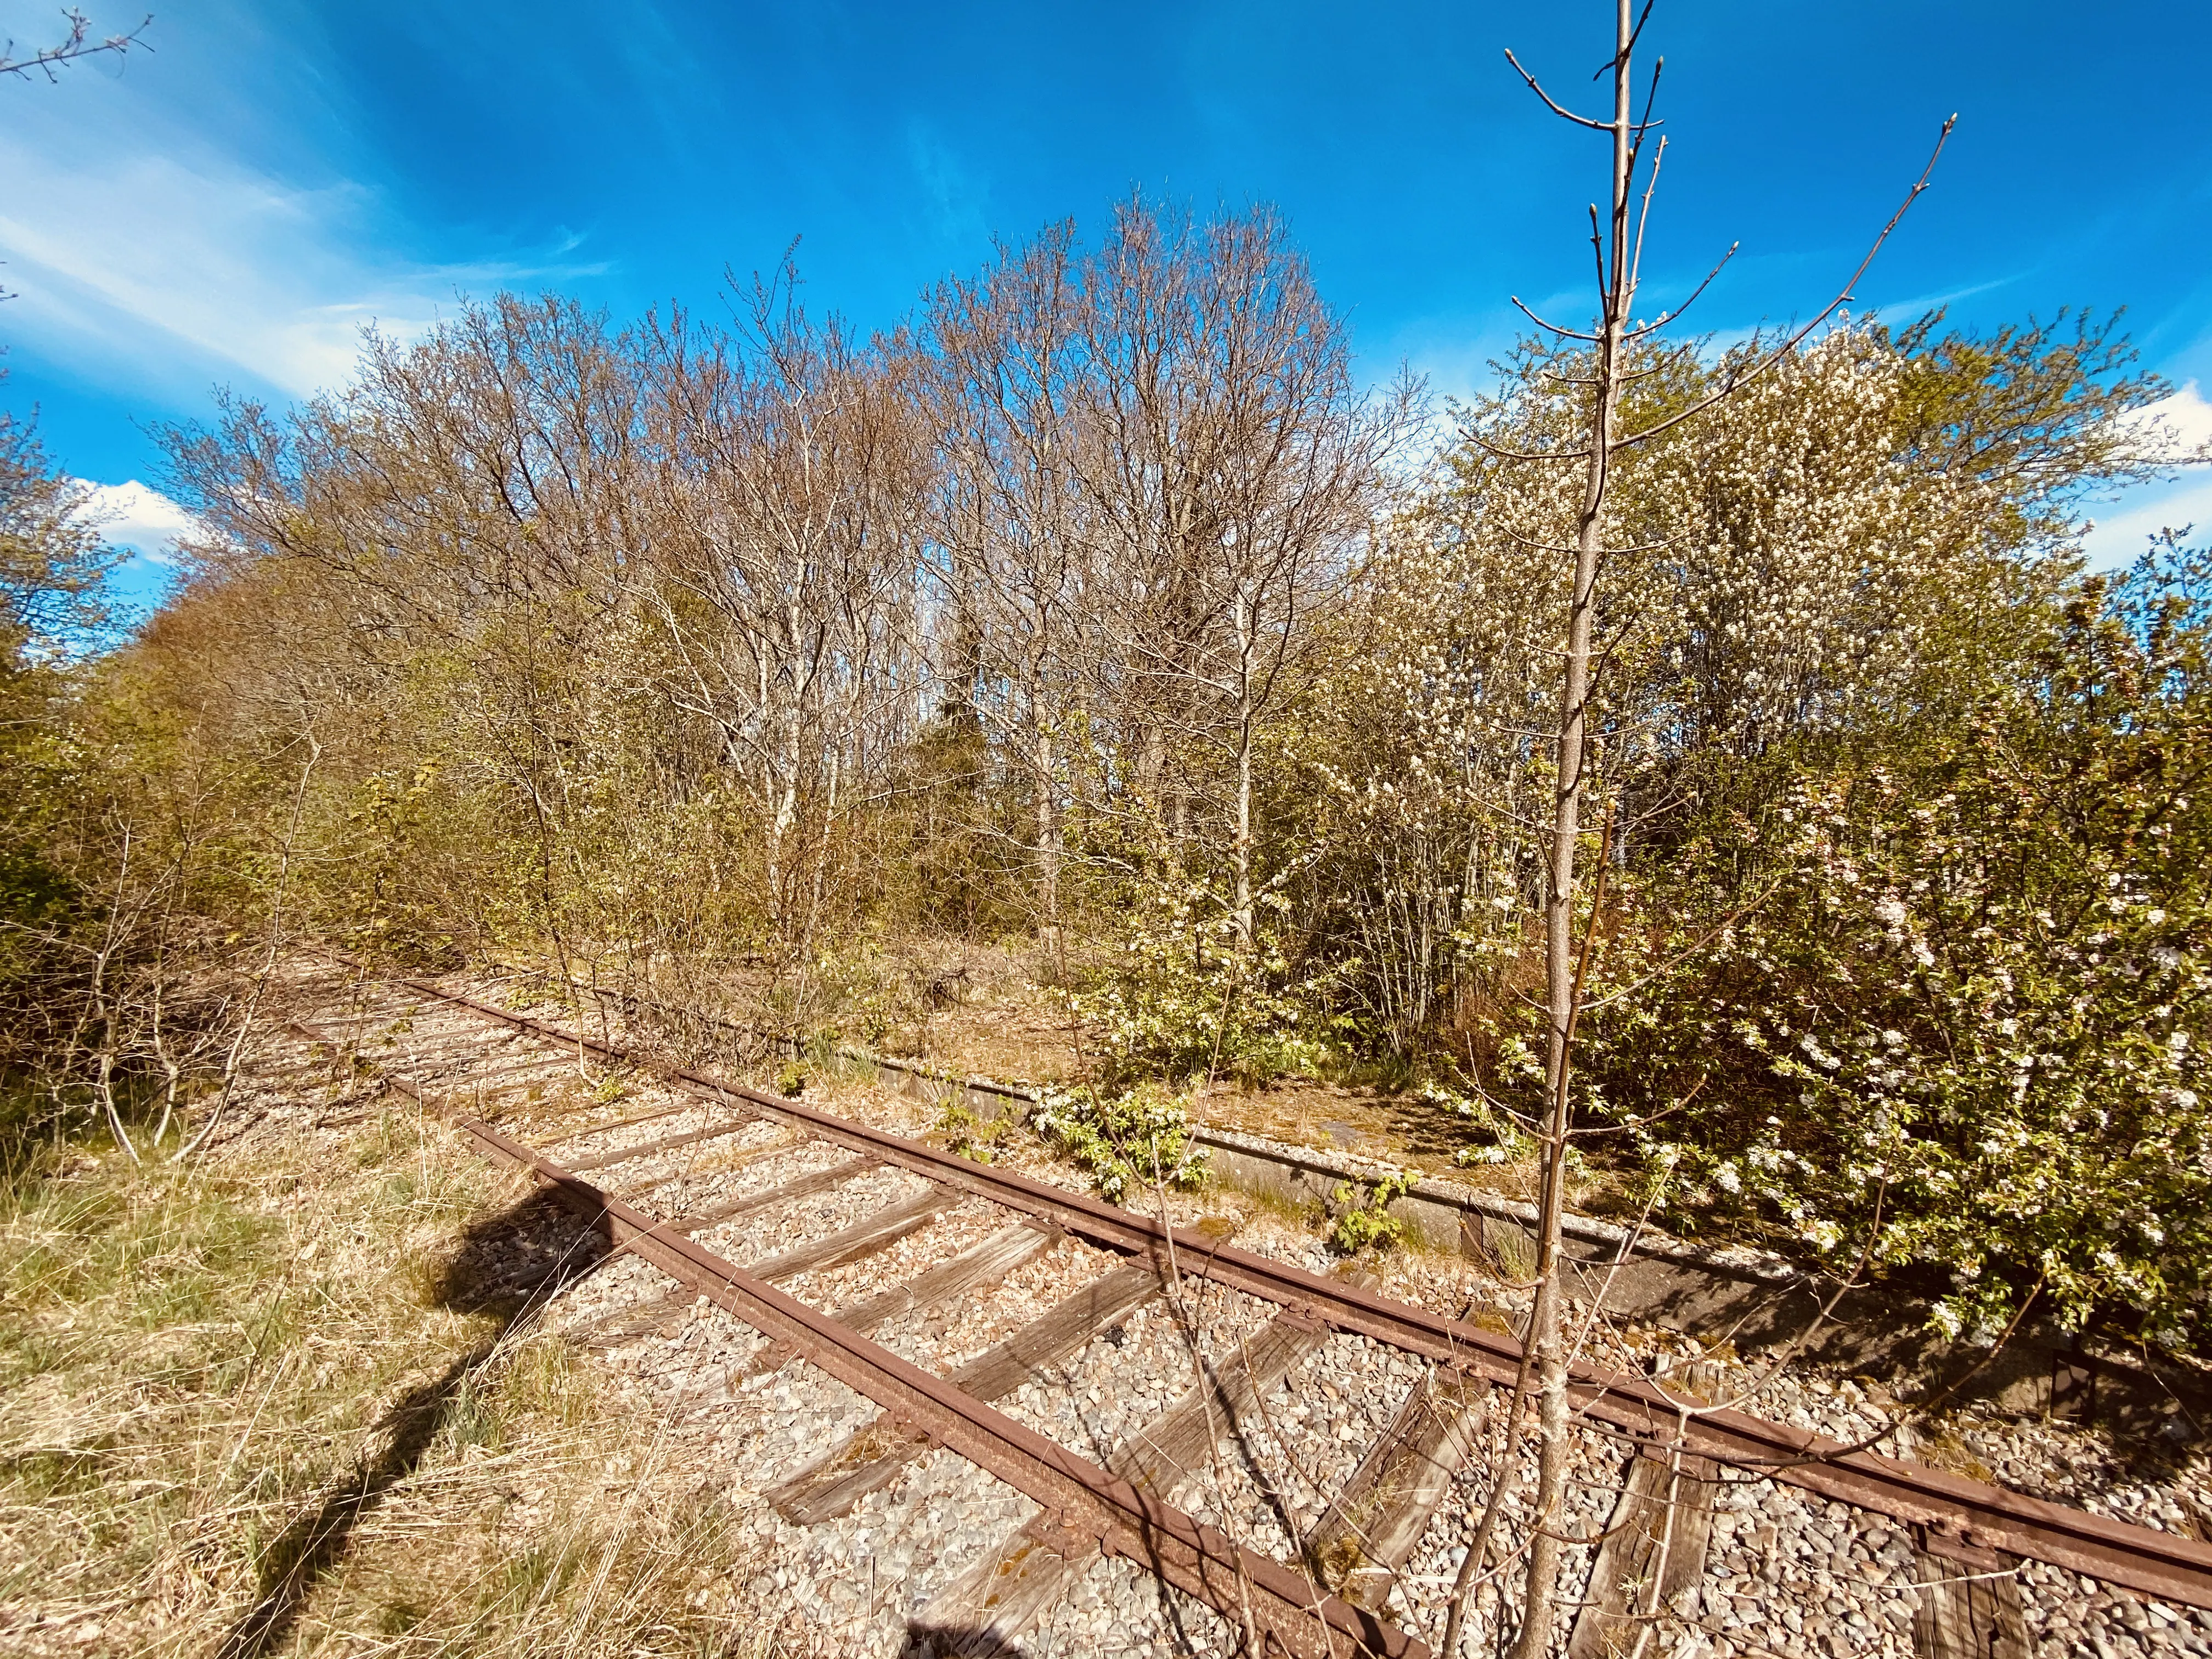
left=1564, top=546, right=2212, bottom=1344
left=1313, top=325, right=2014, bottom=1070
left=1078, top=872, right=1341, bottom=1086
left=1031, top=1080, right=1209, bottom=1205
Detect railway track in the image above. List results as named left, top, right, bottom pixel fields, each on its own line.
left=280, top=961, right=2212, bottom=1658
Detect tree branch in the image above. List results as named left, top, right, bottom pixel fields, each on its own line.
left=1, top=9, right=151, bottom=81
left=1503, top=47, right=1617, bottom=131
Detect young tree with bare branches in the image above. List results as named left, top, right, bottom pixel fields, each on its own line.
left=0, top=8, right=149, bottom=84
left=1436, top=5, right=1953, bottom=1652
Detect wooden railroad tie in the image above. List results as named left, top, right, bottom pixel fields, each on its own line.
left=743, top=1186, right=960, bottom=1284
left=732, top=1220, right=1064, bottom=1383
left=1567, top=1448, right=1720, bottom=1659
left=667, top=1152, right=874, bottom=1235
left=912, top=1272, right=1376, bottom=1654
left=1914, top=1526, right=2029, bottom=1659
left=769, top=1257, right=1167, bottom=1525
left=1304, top=1367, right=1490, bottom=1613
left=562, top=1113, right=761, bottom=1172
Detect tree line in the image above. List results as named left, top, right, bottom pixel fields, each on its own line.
left=3, top=188, right=2208, bottom=1352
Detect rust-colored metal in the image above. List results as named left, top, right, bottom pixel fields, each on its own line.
left=560, top=1114, right=758, bottom=1172
left=303, top=1009, right=1419, bottom=1659
left=331, top=974, right=2212, bottom=1612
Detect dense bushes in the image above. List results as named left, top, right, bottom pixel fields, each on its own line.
left=1548, top=544, right=2212, bottom=1340
left=3, top=193, right=2205, bottom=1341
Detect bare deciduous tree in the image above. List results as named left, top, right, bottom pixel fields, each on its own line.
left=923, top=224, right=1093, bottom=939
left=1438, top=5, right=1952, bottom=1652
left=1072, top=199, right=1410, bottom=938
left=640, top=265, right=930, bottom=964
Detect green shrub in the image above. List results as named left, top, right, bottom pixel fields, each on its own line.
left=1080, top=873, right=1340, bottom=1086
left=933, top=1099, right=1011, bottom=1164
left=1031, top=1081, right=1209, bottom=1205
left=1327, top=1169, right=1419, bottom=1255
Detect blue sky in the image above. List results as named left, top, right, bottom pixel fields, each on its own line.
left=4, top=0, right=2209, bottom=611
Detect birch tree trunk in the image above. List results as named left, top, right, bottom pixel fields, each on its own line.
left=1231, top=586, right=1256, bottom=952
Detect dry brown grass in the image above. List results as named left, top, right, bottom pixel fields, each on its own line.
left=0, top=1082, right=799, bottom=1658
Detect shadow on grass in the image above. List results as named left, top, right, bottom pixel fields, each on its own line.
left=895, top=1628, right=1024, bottom=1657
left=216, top=1186, right=609, bottom=1659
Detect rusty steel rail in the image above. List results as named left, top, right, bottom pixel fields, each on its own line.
left=338, top=969, right=2212, bottom=1612
left=302, top=1011, right=1420, bottom=1659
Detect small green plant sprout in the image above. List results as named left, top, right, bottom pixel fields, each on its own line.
left=1328, top=1168, right=1420, bottom=1256
left=774, top=1058, right=808, bottom=1097
left=1031, top=1082, right=1209, bottom=1205
left=933, top=1099, right=1010, bottom=1164
left=589, top=1070, right=629, bottom=1107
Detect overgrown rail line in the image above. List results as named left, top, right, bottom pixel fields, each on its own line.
left=287, top=963, right=2212, bottom=1655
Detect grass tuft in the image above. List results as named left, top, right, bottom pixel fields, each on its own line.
left=0, top=1069, right=795, bottom=1658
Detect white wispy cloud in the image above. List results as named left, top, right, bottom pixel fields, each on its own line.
left=1853, top=273, right=2022, bottom=326
left=2081, top=478, right=2212, bottom=568
left=2079, top=383, right=2212, bottom=567
left=0, top=150, right=431, bottom=398
left=2121, top=380, right=2212, bottom=456
left=0, top=45, right=604, bottom=404
left=905, top=122, right=992, bottom=250
left=80, top=478, right=199, bottom=565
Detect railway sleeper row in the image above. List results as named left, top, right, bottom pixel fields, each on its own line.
left=273, top=962, right=2212, bottom=1658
